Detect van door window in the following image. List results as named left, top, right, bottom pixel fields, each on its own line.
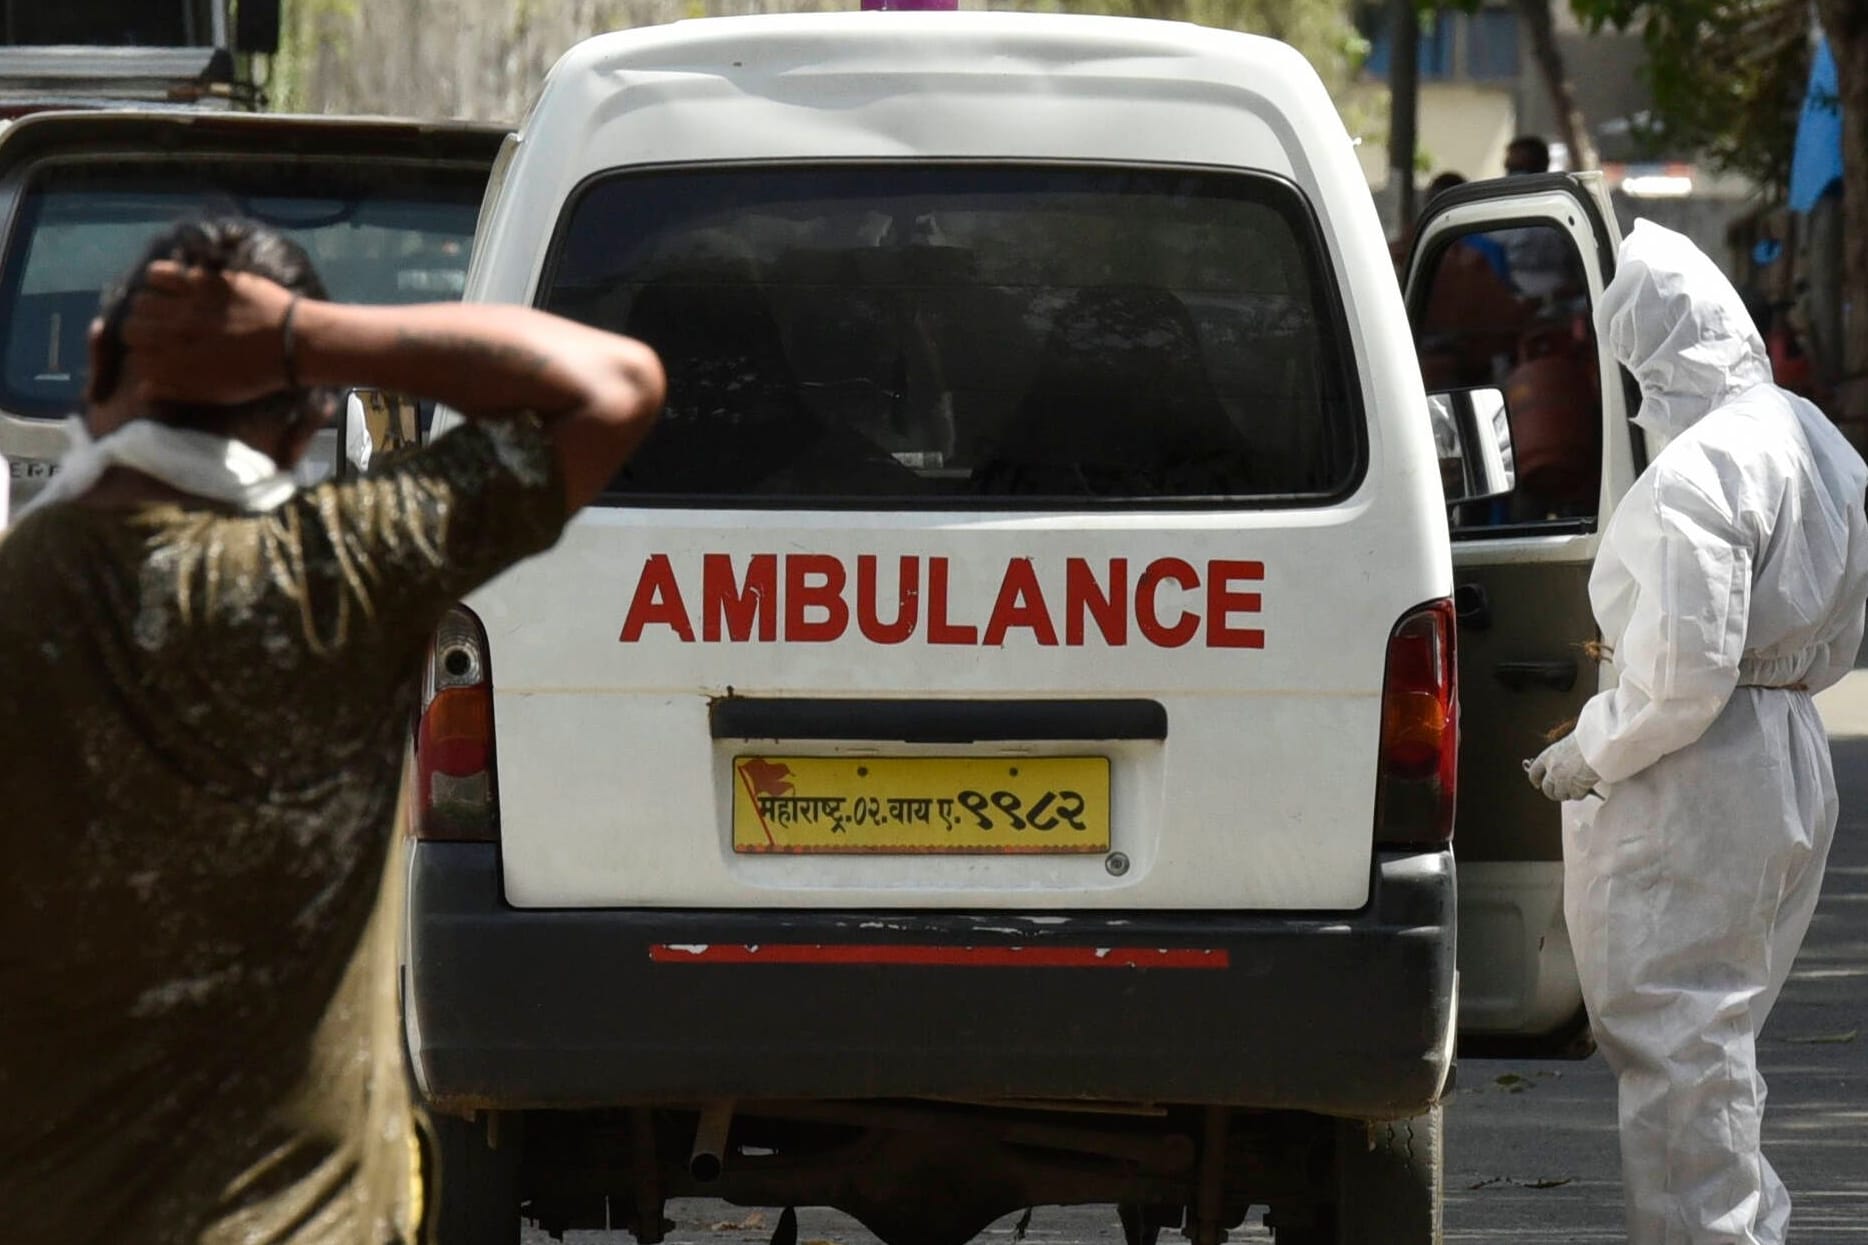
left=541, top=165, right=1364, bottom=509
left=1413, top=221, right=1602, bottom=530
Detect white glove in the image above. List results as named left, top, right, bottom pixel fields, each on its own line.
left=1526, top=733, right=1599, bottom=803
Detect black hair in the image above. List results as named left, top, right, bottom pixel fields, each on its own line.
left=1425, top=171, right=1467, bottom=202
left=91, top=216, right=331, bottom=433
left=1505, top=135, right=1551, bottom=173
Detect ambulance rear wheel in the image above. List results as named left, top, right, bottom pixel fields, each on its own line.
left=1118, top=1202, right=1166, bottom=1245
left=1273, top=1106, right=1442, bottom=1245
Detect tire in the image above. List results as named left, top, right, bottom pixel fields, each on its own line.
left=1273, top=1106, right=1443, bottom=1245
left=1118, top=1203, right=1165, bottom=1245
left=422, top=1110, right=522, bottom=1245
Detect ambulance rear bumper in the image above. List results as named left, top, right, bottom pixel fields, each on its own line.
left=404, top=843, right=1455, bottom=1119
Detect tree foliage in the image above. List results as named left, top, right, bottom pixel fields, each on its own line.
left=1551, top=0, right=1868, bottom=430
left=276, top=0, right=1372, bottom=123
left=1010, top=0, right=1370, bottom=95
left=1568, top=0, right=1811, bottom=186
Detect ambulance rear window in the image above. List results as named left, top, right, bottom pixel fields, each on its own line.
left=543, top=165, right=1362, bottom=507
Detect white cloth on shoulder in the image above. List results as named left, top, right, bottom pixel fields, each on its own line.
left=15, top=416, right=298, bottom=520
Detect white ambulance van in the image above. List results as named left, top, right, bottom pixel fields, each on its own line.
left=395, top=12, right=1637, bottom=1244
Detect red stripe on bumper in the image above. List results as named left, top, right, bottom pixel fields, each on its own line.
left=648, top=944, right=1229, bottom=969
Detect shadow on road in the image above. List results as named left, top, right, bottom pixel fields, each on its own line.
left=1446, top=737, right=1868, bottom=1241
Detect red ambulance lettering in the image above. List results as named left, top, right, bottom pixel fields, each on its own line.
left=785, top=555, right=849, bottom=643
left=1135, top=558, right=1201, bottom=648
left=702, top=553, right=777, bottom=642
left=1065, top=557, right=1127, bottom=647
left=982, top=558, right=1060, bottom=647
left=856, top=555, right=919, bottom=645
left=1206, top=560, right=1265, bottom=649
left=925, top=557, right=978, bottom=646
left=618, top=553, right=695, bottom=643
left=617, top=553, right=1266, bottom=648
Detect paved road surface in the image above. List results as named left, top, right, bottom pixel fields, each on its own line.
left=524, top=700, right=1868, bottom=1245
left=1437, top=732, right=1868, bottom=1241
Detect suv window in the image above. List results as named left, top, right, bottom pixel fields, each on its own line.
left=542, top=165, right=1362, bottom=507
left=0, top=159, right=484, bottom=419
left=3, top=0, right=212, bottom=46
left=1, top=160, right=481, bottom=416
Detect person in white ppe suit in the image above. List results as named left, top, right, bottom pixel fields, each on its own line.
left=1528, top=219, right=1868, bottom=1244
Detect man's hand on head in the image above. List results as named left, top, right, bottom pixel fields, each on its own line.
left=111, top=261, right=664, bottom=514
left=120, top=261, right=299, bottom=407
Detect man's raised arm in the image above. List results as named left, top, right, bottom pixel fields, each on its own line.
left=122, top=260, right=665, bottom=511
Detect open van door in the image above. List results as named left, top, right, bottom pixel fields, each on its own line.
left=1404, top=171, right=1637, bottom=1056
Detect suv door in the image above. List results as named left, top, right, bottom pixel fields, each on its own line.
left=1403, top=171, right=1636, bottom=1055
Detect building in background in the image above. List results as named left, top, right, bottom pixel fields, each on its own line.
left=1354, top=1, right=1758, bottom=277
left=1354, top=0, right=1523, bottom=199
left=0, top=0, right=277, bottom=113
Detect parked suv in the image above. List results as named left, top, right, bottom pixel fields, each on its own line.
left=0, top=108, right=503, bottom=505
left=397, top=13, right=1636, bottom=1244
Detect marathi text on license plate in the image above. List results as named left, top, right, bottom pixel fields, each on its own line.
left=731, top=755, right=1110, bottom=854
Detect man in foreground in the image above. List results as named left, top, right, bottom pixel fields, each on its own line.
left=0, top=217, right=663, bottom=1243
left=1529, top=219, right=1868, bottom=1244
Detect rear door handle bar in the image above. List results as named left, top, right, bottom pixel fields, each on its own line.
left=1492, top=659, right=1578, bottom=693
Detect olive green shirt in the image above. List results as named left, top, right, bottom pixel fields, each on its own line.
left=0, top=417, right=564, bottom=1245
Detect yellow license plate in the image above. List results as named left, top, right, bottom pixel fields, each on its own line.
left=731, top=756, right=1110, bottom=854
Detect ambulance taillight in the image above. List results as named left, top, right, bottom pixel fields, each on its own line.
left=1374, top=599, right=1458, bottom=847
left=410, top=605, right=499, bottom=843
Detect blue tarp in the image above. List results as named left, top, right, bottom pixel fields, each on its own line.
left=1790, top=35, right=1844, bottom=213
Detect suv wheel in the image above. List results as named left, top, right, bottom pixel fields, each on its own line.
left=1274, top=1106, right=1443, bottom=1245
left=424, top=1110, right=522, bottom=1245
